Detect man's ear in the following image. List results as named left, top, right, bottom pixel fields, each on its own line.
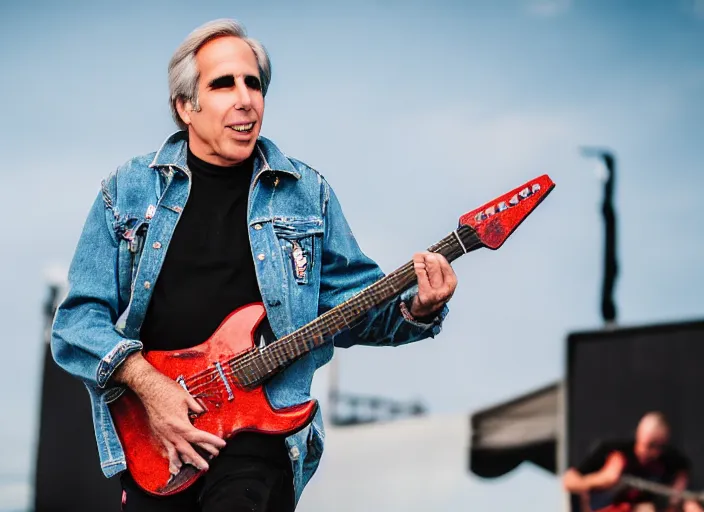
left=175, top=97, right=193, bottom=126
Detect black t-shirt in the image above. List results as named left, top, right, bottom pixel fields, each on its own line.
left=579, top=439, right=690, bottom=506
left=140, top=148, right=262, bottom=351
left=139, top=147, right=286, bottom=461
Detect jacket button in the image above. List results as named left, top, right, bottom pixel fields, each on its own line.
left=152, top=242, right=162, bottom=249
left=257, top=253, right=265, bottom=261
left=144, top=281, right=151, bottom=289
left=253, top=224, right=262, bottom=230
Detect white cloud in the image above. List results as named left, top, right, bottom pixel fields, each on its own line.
left=526, top=0, right=572, bottom=18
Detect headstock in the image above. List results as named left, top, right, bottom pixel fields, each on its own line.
left=458, top=175, right=555, bottom=249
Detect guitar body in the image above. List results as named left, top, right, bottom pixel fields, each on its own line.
left=109, top=303, right=318, bottom=496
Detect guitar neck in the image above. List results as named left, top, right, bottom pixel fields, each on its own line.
left=620, top=475, right=704, bottom=503
left=230, top=225, right=483, bottom=388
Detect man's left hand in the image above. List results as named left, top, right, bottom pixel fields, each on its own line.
left=410, top=252, right=457, bottom=319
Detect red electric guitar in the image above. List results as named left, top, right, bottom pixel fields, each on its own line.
left=110, top=175, right=555, bottom=496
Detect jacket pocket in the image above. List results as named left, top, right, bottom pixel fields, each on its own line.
left=272, top=217, right=323, bottom=286
left=116, top=219, right=149, bottom=308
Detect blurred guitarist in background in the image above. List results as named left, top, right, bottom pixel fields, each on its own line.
left=563, top=412, right=704, bottom=512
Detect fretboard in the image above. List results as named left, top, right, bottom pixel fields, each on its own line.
left=230, top=224, right=482, bottom=388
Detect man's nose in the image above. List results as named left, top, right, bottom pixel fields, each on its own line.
left=234, top=78, right=252, bottom=110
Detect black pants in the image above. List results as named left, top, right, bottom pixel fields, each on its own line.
left=121, top=435, right=295, bottom=512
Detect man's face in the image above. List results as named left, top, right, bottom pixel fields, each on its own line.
left=177, top=36, right=265, bottom=166
left=638, top=428, right=669, bottom=463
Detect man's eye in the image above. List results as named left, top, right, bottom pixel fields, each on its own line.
left=210, top=75, right=235, bottom=89
left=245, top=76, right=262, bottom=91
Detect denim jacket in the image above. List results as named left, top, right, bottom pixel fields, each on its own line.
left=51, top=131, right=448, bottom=503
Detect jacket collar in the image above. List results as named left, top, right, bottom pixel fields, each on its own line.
left=149, top=130, right=301, bottom=179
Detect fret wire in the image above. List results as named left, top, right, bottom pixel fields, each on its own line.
left=290, top=337, right=301, bottom=358
left=251, top=353, right=262, bottom=376
left=297, top=331, right=310, bottom=353
left=258, top=350, right=271, bottom=374
left=268, top=348, right=279, bottom=372
left=268, top=348, right=280, bottom=372
left=266, top=345, right=279, bottom=368
left=276, top=343, right=288, bottom=366
left=282, top=333, right=295, bottom=361
left=249, top=356, right=261, bottom=382
left=231, top=358, right=245, bottom=385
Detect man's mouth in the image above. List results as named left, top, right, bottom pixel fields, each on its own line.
left=227, top=122, right=255, bottom=133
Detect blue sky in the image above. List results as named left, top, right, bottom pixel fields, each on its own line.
left=1, top=0, right=702, bottom=510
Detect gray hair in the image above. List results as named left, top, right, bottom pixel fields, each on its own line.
left=168, top=19, right=271, bottom=130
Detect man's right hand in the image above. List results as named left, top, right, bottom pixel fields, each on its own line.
left=114, top=352, right=227, bottom=475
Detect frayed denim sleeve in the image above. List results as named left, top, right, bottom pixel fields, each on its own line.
left=51, top=184, right=142, bottom=390
left=317, top=182, right=447, bottom=349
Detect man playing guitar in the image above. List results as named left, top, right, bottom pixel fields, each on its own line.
left=50, top=16, right=559, bottom=510
left=563, top=412, right=704, bottom=512
left=51, top=18, right=457, bottom=512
